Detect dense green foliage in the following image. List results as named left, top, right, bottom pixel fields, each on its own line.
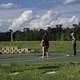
left=0, top=24, right=80, bottom=41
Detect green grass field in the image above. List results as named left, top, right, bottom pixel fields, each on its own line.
left=0, top=41, right=80, bottom=53
left=0, top=41, right=80, bottom=80
left=0, top=62, right=80, bottom=80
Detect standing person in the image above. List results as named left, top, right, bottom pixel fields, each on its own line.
left=40, top=33, right=49, bottom=58
left=71, top=31, right=76, bottom=56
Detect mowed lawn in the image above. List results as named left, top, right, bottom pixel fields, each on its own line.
left=0, top=62, right=80, bottom=80
left=0, top=41, right=80, bottom=80
left=0, top=41, right=80, bottom=53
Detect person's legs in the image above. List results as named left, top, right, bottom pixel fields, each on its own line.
left=44, top=48, right=46, bottom=56
left=42, top=46, right=49, bottom=58
left=42, top=47, right=45, bottom=58
left=46, top=48, right=48, bottom=58
left=73, top=42, right=76, bottom=55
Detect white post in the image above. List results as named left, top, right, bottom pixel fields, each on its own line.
left=11, top=30, right=13, bottom=42
left=9, top=29, right=14, bottom=46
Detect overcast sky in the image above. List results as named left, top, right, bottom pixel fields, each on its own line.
left=0, top=0, right=80, bottom=32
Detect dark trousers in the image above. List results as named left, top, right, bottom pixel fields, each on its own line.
left=73, top=42, right=76, bottom=55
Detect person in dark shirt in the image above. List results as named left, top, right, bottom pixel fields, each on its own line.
left=41, top=33, right=49, bottom=58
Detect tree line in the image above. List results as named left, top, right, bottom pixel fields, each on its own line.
left=0, top=24, right=80, bottom=41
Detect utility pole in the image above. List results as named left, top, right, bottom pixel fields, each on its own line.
left=9, top=29, right=14, bottom=46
